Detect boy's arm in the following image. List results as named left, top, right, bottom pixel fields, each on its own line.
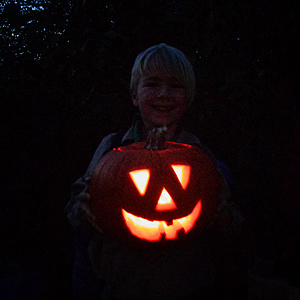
left=65, top=133, right=122, bottom=229
left=215, top=180, right=244, bottom=231
left=65, top=175, right=89, bottom=228
left=215, top=161, right=244, bottom=232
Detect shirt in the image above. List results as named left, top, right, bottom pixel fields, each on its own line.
left=65, top=118, right=244, bottom=299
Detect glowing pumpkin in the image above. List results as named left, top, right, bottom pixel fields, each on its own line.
left=89, top=131, right=222, bottom=244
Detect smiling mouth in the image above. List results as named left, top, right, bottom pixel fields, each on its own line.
left=153, top=105, right=174, bottom=112
left=122, top=201, right=202, bottom=241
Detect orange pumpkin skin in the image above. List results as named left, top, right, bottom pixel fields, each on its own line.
left=89, top=141, right=222, bottom=244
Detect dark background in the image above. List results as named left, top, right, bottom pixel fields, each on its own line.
left=1, top=0, right=299, bottom=298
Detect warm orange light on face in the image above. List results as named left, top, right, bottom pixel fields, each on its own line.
left=129, top=169, right=150, bottom=196
left=122, top=201, right=202, bottom=241
left=171, top=165, right=190, bottom=189
left=155, top=188, right=177, bottom=211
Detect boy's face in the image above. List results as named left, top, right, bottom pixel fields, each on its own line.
left=132, top=71, right=187, bottom=132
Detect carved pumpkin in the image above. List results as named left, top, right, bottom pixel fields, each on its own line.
left=89, top=131, right=222, bottom=244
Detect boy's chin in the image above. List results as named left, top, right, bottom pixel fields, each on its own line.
left=148, top=120, right=169, bottom=129
left=146, top=121, right=178, bottom=133
left=142, top=112, right=182, bottom=131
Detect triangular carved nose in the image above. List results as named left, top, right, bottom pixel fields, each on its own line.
left=155, top=188, right=177, bottom=211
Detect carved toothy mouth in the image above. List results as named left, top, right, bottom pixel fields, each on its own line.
left=122, top=201, right=202, bottom=241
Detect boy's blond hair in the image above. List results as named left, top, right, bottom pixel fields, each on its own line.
left=130, top=43, right=195, bottom=107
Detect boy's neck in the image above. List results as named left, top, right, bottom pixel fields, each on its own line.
left=132, top=114, right=182, bottom=142
left=142, top=123, right=179, bottom=142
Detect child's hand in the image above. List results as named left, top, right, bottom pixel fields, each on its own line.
left=215, top=209, right=233, bottom=228
left=76, top=177, right=103, bottom=234
left=77, top=186, right=95, bottom=223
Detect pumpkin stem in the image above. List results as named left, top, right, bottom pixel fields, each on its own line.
left=145, top=126, right=167, bottom=150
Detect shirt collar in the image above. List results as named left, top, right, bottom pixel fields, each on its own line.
left=120, top=114, right=141, bottom=145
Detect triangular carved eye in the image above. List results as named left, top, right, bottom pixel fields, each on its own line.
left=171, top=165, right=191, bottom=190
left=129, top=169, right=150, bottom=196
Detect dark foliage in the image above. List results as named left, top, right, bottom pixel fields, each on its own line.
left=1, top=0, right=299, bottom=298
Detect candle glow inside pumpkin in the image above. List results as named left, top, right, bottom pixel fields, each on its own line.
left=123, top=164, right=202, bottom=241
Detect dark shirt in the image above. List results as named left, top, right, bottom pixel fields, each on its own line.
left=65, top=119, right=244, bottom=299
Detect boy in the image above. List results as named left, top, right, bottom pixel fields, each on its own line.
left=66, top=43, right=244, bottom=299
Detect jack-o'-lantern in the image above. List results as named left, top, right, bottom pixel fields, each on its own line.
left=89, top=128, right=222, bottom=244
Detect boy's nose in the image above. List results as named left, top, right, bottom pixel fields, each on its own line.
left=158, top=86, right=170, bottom=98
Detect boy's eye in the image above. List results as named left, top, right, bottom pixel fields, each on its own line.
left=144, top=80, right=158, bottom=86
left=141, top=77, right=184, bottom=89
left=143, top=81, right=158, bottom=87
left=170, top=82, right=184, bottom=89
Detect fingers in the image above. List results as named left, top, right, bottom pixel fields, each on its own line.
left=83, top=175, right=91, bottom=183
left=214, top=209, right=233, bottom=230
left=76, top=177, right=100, bottom=231
left=76, top=186, right=96, bottom=222
left=87, top=217, right=103, bottom=234
left=78, top=201, right=96, bottom=221
left=77, top=190, right=91, bottom=203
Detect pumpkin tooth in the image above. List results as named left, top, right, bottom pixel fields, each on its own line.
left=121, top=200, right=202, bottom=242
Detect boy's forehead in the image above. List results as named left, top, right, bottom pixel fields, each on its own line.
left=140, top=72, right=180, bottom=82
